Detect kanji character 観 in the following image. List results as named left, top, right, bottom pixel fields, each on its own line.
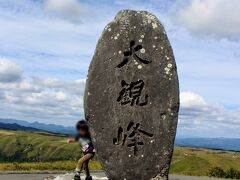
left=117, top=80, right=148, bottom=106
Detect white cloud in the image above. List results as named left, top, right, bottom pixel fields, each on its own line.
left=0, top=61, right=239, bottom=136
left=172, top=0, right=240, bottom=39
left=0, top=59, right=85, bottom=125
left=0, top=58, right=22, bottom=83
left=180, top=91, right=206, bottom=108
left=179, top=91, right=240, bottom=138
left=44, top=0, right=88, bottom=23
left=0, top=0, right=106, bottom=81
left=0, top=77, right=85, bottom=125
left=1, top=66, right=240, bottom=137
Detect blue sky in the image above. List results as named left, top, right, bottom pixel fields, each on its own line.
left=0, top=0, right=239, bottom=138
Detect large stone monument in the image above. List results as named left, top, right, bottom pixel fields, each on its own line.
left=84, top=10, right=179, bottom=180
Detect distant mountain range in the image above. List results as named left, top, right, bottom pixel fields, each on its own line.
left=0, top=122, right=41, bottom=132
left=175, top=138, right=240, bottom=151
left=0, top=118, right=75, bottom=135
left=0, top=118, right=239, bottom=151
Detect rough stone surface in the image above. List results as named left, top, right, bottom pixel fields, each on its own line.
left=84, top=10, right=179, bottom=180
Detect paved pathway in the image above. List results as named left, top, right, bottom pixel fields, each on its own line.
left=0, top=172, right=225, bottom=180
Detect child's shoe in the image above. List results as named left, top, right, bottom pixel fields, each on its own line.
left=74, top=172, right=81, bottom=180
left=85, top=176, right=92, bottom=180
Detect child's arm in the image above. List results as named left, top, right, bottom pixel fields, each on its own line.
left=67, top=138, right=76, bottom=144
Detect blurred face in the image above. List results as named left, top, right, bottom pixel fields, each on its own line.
left=78, top=128, right=87, bottom=136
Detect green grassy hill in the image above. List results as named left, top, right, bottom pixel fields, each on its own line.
left=171, top=147, right=240, bottom=176
left=0, top=129, right=240, bottom=177
left=0, top=129, right=81, bottom=162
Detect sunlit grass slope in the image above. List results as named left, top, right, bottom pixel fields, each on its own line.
left=171, top=147, right=240, bottom=176
left=0, top=130, right=81, bottom=162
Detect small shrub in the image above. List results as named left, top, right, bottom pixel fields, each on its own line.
left=225, top=168, right=240, bottom=179
left=208, top=167, right=225, bottom=178
left=208, top=167, right=240, bottom=179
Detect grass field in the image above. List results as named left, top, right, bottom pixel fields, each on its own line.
left=0, top=129, right=81, bottom=162
left=170, top=147, right=240, bottom=176
left=0, top=161, right=101, bottom=172
left=0, top=129, right=240, bottom=177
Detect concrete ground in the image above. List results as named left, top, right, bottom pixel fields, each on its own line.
left=0, top=172, right=225, bottom=180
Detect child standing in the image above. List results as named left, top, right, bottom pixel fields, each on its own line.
left=67, top=120, right=96, bottom=180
